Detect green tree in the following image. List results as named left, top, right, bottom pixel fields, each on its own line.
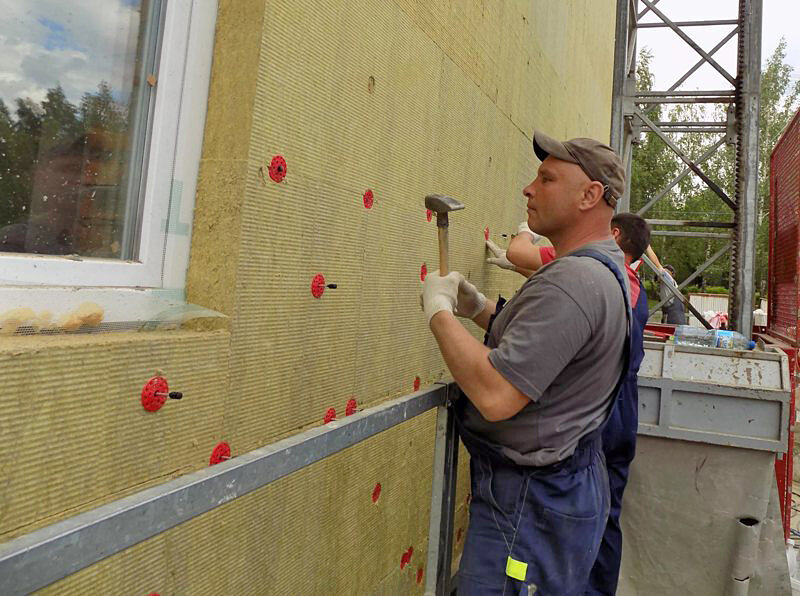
left=80, top=81, right=126, bottom=134
left=1, top=98, right=45, bottom=230
left=0, top=81, right=130, bottom=234
left=40, top=85, right=81, bottom=152
left=0, top=99, right=25, bottom=227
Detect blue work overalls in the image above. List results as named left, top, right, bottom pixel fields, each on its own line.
left=455, top=250, right=632, bottom=596
left=585, top=275, right=648, bottom=595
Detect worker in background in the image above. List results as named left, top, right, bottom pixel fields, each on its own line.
left=490, top=213, right=651, bottom=595
left=658, top=264, right=687, bottom=325
left=420, top=131, right=631, bottom=595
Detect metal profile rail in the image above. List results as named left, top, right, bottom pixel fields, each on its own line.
left=0, top=383, right=460, bottom=596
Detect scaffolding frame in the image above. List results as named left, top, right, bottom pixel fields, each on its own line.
left=610, top=0, right=763, bottom=336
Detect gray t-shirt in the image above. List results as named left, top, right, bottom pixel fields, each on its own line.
left=461, top=238, right=629, bottom=466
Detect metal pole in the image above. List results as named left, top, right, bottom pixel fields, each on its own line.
left=650, top=231, right=732, bottom=239
left=637, top=90, right=736, bottom=96
left=611, top=0, right=636, bottom=212
left=645, top=128, right=726, bottom=133
left=637, top=19, right=739, bottom=28
left=610, top=0, right=631, bottom=156
left=635, top=97, right=735, bottom=104
left=654, top=122, right=728, bottom=127
left=646, top=219, right=735, bottom=228
left=424, top=385, right=459, bottom=596
left=730, top=0, right=762, bottom=337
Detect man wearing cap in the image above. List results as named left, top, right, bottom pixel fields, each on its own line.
left=421, top=131, right=631, bottom=595
left=491, top=212, right=652, bottom=595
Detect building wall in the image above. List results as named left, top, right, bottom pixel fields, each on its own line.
left=0, top=0, right=616, bottom=592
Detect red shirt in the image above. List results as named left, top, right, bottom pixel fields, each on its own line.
left=538, top=246, right=641, bottom=305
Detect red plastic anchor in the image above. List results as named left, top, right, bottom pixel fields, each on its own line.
left=363, top=189, right=374, bottom=209
left=209, top=442, right=231, bottom=466
left=141, top=376, right=170, bottom=412
left=268, top=155, right=287, bottom=182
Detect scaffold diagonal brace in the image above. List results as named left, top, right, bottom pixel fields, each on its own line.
left=639, top=0, right=737, bottom=86
left=634, top=108, right=735, bottom=209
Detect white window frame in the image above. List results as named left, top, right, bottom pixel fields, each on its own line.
left=0, top=0, right=217, bottom=293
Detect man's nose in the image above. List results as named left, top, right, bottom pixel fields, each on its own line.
left=523, top=183, right=535, bottom=198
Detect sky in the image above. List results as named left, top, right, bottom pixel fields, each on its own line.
left=0, top=0, right=140, bottom=109
left=637, top=0, right=800, bottom=93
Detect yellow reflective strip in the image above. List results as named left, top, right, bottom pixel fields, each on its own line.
left=506, top=556, right=528, bottom=581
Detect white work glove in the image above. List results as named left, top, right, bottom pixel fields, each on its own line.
left=455, top=277, right=487, bottom=319
left=517, top=220, right=543, bottom=243
left=485, top=239, right=515, bottom=270
left=421, top=270, right=462, bottom=323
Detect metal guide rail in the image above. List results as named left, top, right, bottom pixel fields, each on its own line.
left=0, top=383, right=460, bottom=596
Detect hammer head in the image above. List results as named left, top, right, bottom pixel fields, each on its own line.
left=424, top=194, right=464, bottom=227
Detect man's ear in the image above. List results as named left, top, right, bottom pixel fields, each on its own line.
left=579, top=181, right=605, bottom=210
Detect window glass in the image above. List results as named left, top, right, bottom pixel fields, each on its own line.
left=0, top=1, right=158, bottom=259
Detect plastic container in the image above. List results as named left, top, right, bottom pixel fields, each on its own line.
left=673, top=325, right=715, bottom=347
left=673, top=326, right=756, bottom=350
left=713, top=330, right=756, bottom=350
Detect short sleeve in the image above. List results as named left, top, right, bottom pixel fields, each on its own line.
left=488, top=278, right=592, bottom=400
left=538, top=246, right=556, bottom=265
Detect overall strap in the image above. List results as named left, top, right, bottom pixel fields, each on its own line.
left=630, top=281, right=649, bottom=374
left=483, top=296, right=507, bottom=346
left=568, top=248, right=632, bottom=436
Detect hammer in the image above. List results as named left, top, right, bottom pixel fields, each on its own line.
left=424, top=194, right=464, bottom=275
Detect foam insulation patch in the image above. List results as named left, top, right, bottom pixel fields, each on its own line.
left=0, top=330, right=230, bottom=539
left=40, top=410, right=438, bottom=595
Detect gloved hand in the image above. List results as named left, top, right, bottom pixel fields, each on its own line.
left=485, top=239, right=515, bottom=270
left=517, top=220, right=543, bottom=243
left=455, top=277, right=487, bottom=319
left=421, top=270, right=461, bottom=323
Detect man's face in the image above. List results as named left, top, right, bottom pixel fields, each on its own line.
left=522, top=156, right=590, bottom=237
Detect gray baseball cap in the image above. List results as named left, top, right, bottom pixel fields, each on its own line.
left=532, top=131, right=625, bottom=208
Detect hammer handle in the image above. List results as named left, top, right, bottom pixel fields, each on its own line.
left=437, top=227, right=449, bottom=275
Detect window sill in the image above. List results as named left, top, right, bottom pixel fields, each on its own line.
left=0, top=286, right=227, bottom=335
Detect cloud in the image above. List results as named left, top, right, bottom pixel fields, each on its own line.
left=0, top=0, right=140, bottom=109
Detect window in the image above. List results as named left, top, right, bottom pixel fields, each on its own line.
left=0, top=0, right=216, bottom=291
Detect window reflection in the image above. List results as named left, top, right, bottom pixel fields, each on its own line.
left=0, top=1, right=149, bottom=259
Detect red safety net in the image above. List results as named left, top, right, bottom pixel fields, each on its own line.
left=768, top=109, right=800, bottom=344
left=767, top=109, right=800, bottom=541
